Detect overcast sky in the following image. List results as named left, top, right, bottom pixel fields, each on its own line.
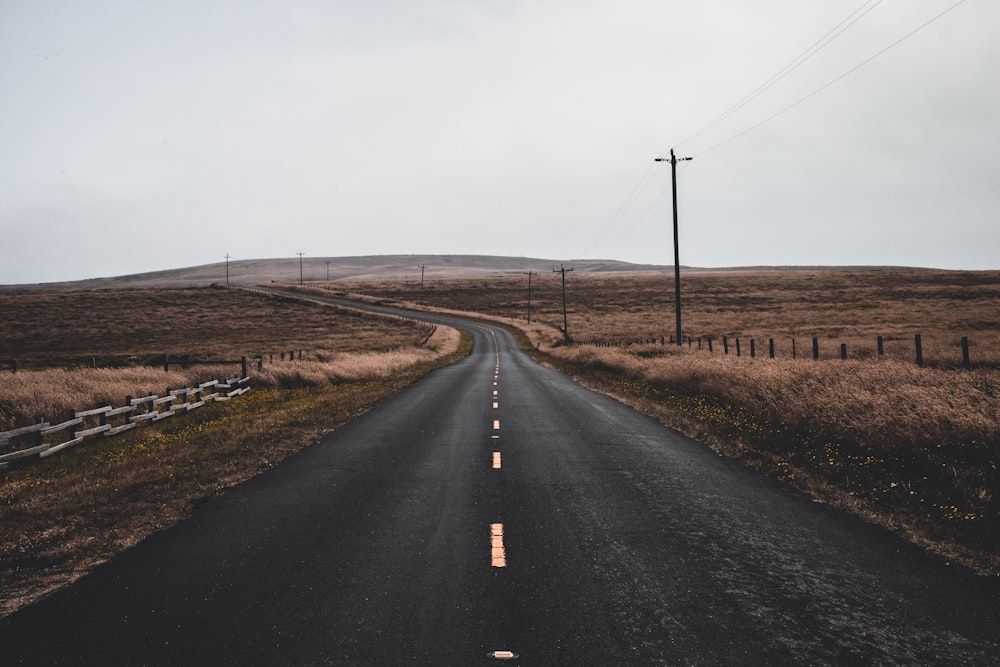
left=2, top=0, right=997, bottom=284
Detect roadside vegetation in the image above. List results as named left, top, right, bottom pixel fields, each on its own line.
left=0, top=286, right=468, bottom=617
left=324, top=268, right=1000, bottom=574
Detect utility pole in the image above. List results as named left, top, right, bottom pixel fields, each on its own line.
left=521, top=271, right=535, bottom=322
left=296, top=252, right=305, bottom=285
left=224, top=253, right=231, bottom=285
left=552, top=265, right=574, bottom=344
left=325, top=261, right=331, bottom=281
left=655, top=148, right=692, bottom=346
left=418, top=264, right=428, bottom=305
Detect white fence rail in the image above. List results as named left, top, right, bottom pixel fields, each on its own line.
left=0, top=376, right=251, bottom=470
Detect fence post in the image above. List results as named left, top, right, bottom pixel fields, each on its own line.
left=877, top=336, right=884, bottom=357
left=792, top=338, right=796, bottom=359
left=915, top=334, right=923, bottom=366
left=708, top=337, right=713, bottom=353
left=841, top=343, right=847, bottom=360
left=697, top=337, right=702, bottom=350
left=736, top=338, right=741, bottom=357
left=769, top=338, right=775, bottom=359
left=812, top=337, right=819, bottom=361
left=723, top=336, right=729, bottom=355
left=163, top=354, right=169, bottom=372
left=961, top=336, right=970, bottom=367
left=750, top=339, right=756, bottom=358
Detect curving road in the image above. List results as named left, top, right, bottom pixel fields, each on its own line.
left=1, top=298, right=998, bottom=665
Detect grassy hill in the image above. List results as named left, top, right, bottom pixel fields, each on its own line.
left=0, top=255, right=678, bottom=293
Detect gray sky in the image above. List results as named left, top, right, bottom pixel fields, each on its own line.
left=2, top=0, right=997, bottom=284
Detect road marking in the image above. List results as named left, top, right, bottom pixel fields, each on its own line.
left=493, top=390, right=498, bottom=396
left=487, top=649, right=519, bottom=660
left=493, top=401, right=499, bottom=409
left=490, top=523, right=506, bottom=567
left=492, top=451, right=501, bottom=469
left=493, top=419, right=500, bottom=430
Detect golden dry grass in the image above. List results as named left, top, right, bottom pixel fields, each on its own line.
left=0, top=286, right=447, bottom=433
left=328, top=268, right=1000, bottom=572
left=0, top=284, right=468, bottom=618
left=334, top=268, right=1000, bottom=366
left=0, top=285, right=436, bottom=369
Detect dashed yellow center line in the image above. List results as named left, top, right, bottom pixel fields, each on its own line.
left=492, top=451, right=501, bottom=469
left=490, top=523, right=506, bottom=567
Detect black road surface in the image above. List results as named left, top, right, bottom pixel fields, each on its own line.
left=2, top=296, right=998, bottom=665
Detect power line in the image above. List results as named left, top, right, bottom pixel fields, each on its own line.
left=577, top=161, right=659, bottom=258
left=602, top=161, right=693, bottom=256
left=579, top=1, right=885, bottom=260
left=676, top=0, right=884, bottom=150
left=696, top=0, right=967, bottom=157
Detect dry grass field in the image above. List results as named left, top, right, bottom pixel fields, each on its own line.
left=330, top=268, right=1000, bottom=367
left=317, top=268, right=1000, bottom=573
left=0, top=285, right=467, bottom=616
left=0, top=286, right=446, bottom=432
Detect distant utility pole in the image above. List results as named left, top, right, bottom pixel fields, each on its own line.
left=297, top=252, right=305, bottom=285
left=521, top=271, right=536, bottom=323
left=655, top=148, right=693, bottom=346
left=326, top=261, right=331, bottom=281
left=553, top=265, right=574, bottom=344
left=418, top=264, right=428, bottom=305
left=225, top=253, right=231, bottom=285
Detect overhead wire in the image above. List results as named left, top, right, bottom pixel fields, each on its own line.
left=583, top=1, right=885, bottom=258
left=579, top=0, right=966, bottom=258
left=603, top=161, right=693, bottom=256
left=694, top=0, right=967, bottom=157
left=576, top=160, right=659, bottom=258
left=675, top=0, right=884, bottom=151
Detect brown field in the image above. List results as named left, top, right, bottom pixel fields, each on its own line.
left=0, top=285, right=435, bottom=369
left=329, top=267, right=1000, bottom=367
left=312, top=268, right=1000, bottom=573
left=0, top=285, right=467, bottom=617
left=0, top=286, right=447, bottom=433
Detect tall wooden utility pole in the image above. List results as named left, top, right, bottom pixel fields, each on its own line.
left=552, top=265, right=574, bottom=344
left=225, top=253, right=231, bottom=285
left=296, top=252, right=305, bottom=285
left=418, top=264, right=428, bottom=305
left=655, top=149, right=692, bottom=346
left=521, top=271, right=536, bottom=322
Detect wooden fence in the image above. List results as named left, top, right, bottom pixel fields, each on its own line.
left=0, top=376, right=251, bottom=471
left=580, top=333, right=980, bottom=368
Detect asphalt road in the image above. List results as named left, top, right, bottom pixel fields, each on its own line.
left=2, top=301, right=998, bottom=665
